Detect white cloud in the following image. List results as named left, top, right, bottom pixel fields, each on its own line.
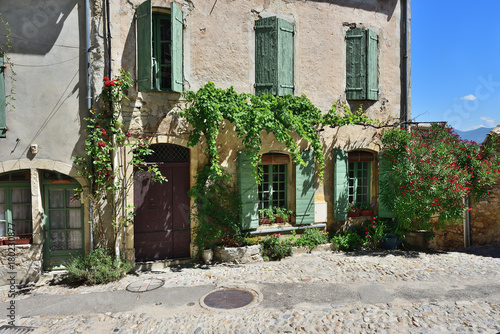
left=480, top=117, right=495, bottom=126
left=460, top=94, right=477, bottom=101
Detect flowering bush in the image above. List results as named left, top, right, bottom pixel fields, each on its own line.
left=74, top=69, right=166, bottom=254
left=379, top=123, right=500, bottom=232
left=260, top=234, right=293, bottom=261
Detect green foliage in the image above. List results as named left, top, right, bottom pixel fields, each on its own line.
left=259, top=206, right=294, bottom=223
left=65, top=248, right=131, bottom=285
left=260, top=233, right=293, bottom=261
left=331, top=230, right=364, bottom=251
left=190, top=168, right=244, bottom=258
left=294, top=228, right=329, bottom=248
left=0, top=12, right=16, bottom=112
left=182, top=83, right=375, bottom=184
left=379, top=123, right=500, bottom=231
left=322, top=103, right=376, bottom=128
left=73, top=69, right=166, bottom=251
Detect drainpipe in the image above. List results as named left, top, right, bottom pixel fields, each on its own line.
left=464, top=197, right=471, bottom=247
left=85, top=0, right=94, bottom=251
left=401, top=0, right=409, bottom=128
left=249, top=223, right=327, bottom=235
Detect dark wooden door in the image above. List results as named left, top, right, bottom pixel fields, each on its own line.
left=134, top=163, right=190, bottom=261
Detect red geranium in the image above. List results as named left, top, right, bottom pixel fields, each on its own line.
left=98, top=142, right=106, bottom=148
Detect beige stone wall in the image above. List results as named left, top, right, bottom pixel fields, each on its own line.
left=470, top=181, right=500, bottom=246
left=0, top=244, right=42, bottom=286
left=106, top=0, right=407, bottom=260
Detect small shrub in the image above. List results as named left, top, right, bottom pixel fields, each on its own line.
left=65, top=248, right=131, bottom=285
left=331, top=230, right=364, bottom=251
left=243, top=236, right=261, bottom=246
left=260, top=234, right=293, bottom=261
left=294, top=228, right=329, bottom=248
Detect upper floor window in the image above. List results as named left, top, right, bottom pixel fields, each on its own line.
left=136, top=1, right=183, bottom=92
left=346, top=28, right=378, bottom=101
left=255, top=16, right=294, bottom=96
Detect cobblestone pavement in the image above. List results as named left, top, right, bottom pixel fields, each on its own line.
left=1, top=246, right=500, bottom=333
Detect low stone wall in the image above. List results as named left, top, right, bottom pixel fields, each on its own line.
left=0, top=244, right=42, bottom=286
left=470, top=180, right=500, bottom=246
left=214, top=245, right=263, bottom=264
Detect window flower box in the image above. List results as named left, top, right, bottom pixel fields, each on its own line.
left=347, top=212, right=360, bottom=218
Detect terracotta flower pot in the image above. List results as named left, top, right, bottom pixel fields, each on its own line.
left=347, top=212, right=360, bottom=217
left=360, top=210, right=373, bottom=216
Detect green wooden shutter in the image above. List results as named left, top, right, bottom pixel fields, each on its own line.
left=136, top=0, right=152, bottom=92
left=277, top=19, right=294, bottom=96
left=238, top=151, right=259, bottom=230
left=295, top=150, right=315, bottom=225
left=333, top=149, right=349, bottom=221
left=171, top=1, right=183, bottom=92
left=366, top=29, right=379, bottom=101
left=0, top=56, right=6, bottom=138
left=255, top=17, right=278, bottom=96
left=346, top=28, right=366, bottom=100
left=346, top=28, right=378, bottom=101
left=378, top=152, right=396, bottom=218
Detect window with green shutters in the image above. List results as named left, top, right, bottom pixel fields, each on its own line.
left=237, top=150, right=315, bottom=229
left=255, top=16, right=294, bottom=96
left=346, top=28, right=378, bottom=101
left=0, top=56, right=6, bottom=138
left=136, top=1, right=183, bottom=92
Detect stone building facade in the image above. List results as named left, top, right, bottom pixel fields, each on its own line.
left=1, top=0, right=412, bottom=283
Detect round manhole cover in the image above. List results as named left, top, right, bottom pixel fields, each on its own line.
left=202, top=288, right=255, bottom=309
left=126, top=278, right=164, bottom=293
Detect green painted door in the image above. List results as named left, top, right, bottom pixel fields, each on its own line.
left=43, top=185, right=84, bottom=270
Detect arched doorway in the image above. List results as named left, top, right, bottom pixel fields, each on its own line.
left=134, top=144, right=191, bottom=261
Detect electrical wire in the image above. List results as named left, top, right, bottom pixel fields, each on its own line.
left=11, top=50, right=87, bottom=67
left=0, top=33, right=88, bottom=50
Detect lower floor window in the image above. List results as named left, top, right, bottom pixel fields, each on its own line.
left=258, top=164, right=287, bottom=210
left=0, top=186, right=32, bottom=238
left=348, top=161, right=371, bottom=205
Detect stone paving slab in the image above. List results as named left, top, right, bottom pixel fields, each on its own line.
left=1, top=246, right=500, bottom=333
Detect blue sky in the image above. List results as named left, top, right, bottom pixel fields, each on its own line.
left=412, top=1, right=500, bottom=131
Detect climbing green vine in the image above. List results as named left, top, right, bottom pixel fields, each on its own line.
left=0, top=12, right=16, bottom=113
left=182, top=82, right=374, bottom=184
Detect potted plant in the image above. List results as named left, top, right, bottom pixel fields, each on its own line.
left=347, top=202, right=359, bottom=217
left=259, top=207, right=276, bottom=224
left=14, top=235, right=32, bottom=245
left=259, top=207, right=294, bottom=224
left=358, top=203, right=374, bottom=216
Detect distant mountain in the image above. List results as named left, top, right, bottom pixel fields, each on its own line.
left=454, top=127, right=494, bottom=144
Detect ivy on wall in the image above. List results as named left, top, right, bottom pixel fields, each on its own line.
left=181, top=82, right=374, bottom=183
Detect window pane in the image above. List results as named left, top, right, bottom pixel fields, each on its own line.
left=50, top=231, right=66, bottom=250
left=12, top=188, right=30, bottom=203
left=0, top=188, right=4, bottom=203
left=67, top=189, right=81, bottom=208
left=68, top=209, right=81, bottom=229
left=67, top=230, right=82, bottom=250
left=14, top=221, right=32, bottom=236
left=0, top=222, right=5, bottom=237
left=0, top=204, right=4, bottom=221
left=160, top=18, right=170, bottom=41
left=49, top=190, right=65, bottom=209
left=13, top=204, right=31, bottom=220
left=50, top=211, right=65, bottom=229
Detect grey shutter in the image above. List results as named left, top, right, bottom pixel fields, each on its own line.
left=0, top=56, right=6, bottom=137
left=171, top=1, right=183, bottom=92
left=378, top=152, right=396, bottom=218
left=136, top=0, right=152, bottom=91
left=333, top=149, right=349, bottom=221
left=255, top=17, right=278, bottom=96
left=295, top=150, right=315, bottom=225
left=277, top=18, right=294, bottom=96
left=366, top=29, right=379, bottom=101
left=238, top=151, right=259, bottom=230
